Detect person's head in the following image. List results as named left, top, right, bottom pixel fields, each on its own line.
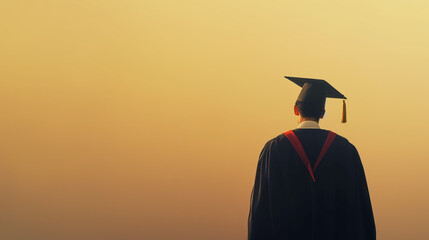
left=294, top=100, right=325, bottom=121
left=285, top=76, right=347, bottom=123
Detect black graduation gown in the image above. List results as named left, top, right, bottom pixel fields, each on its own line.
left=248, top=129, right=376, bottom=240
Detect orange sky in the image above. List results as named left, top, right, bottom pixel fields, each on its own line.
left=2, top=1, right=429, bottom=239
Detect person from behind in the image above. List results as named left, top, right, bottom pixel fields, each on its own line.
left=248, top=76, right=376, bottom=240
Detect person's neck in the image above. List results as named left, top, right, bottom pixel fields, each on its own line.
left=299, top=116, right=320, bottom=123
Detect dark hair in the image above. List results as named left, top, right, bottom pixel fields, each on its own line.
left=295, top=100, right=325, bottom=119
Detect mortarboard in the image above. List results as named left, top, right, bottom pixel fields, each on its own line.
left=285, top=76, right=347, bottom=123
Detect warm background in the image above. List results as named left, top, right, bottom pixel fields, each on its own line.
left=1, top=1, right=429, bottom=240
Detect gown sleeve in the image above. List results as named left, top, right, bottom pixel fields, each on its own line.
left=248, top=141, right=275, bottom=240
left=351, top=144, right=376, bottom=240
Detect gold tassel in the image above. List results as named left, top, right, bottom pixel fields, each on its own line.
left=341, top=100, right=347, bottom=123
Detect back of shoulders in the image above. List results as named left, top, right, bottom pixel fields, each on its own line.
left=267, top=129, right=355, bottom=153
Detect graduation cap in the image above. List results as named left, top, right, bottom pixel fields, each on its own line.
left=285, top=76, right=347, bottom=123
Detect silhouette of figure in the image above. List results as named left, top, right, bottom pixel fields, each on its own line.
left=248, top=77, right=376, bottom=240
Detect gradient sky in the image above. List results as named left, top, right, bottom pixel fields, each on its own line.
left=2, top=1, right=429, bottom=239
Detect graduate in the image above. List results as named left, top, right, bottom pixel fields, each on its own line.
left=248, top=76, right=376, bottom=240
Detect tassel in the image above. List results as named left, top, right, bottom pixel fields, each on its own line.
left=341, top=100, right=347, bottom=123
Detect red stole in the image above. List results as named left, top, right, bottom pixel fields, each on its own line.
left=283, top=130, right=337, bottom=182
